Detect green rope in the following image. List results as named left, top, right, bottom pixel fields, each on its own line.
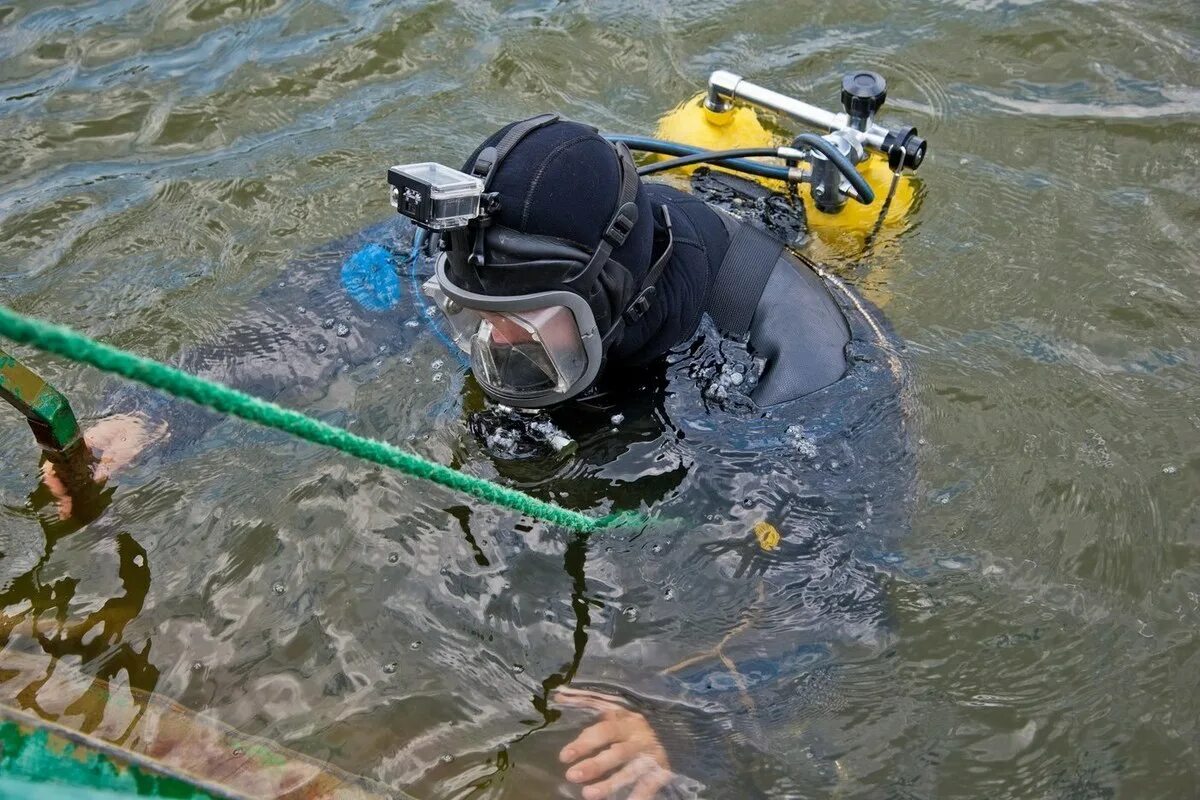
left=0, top=305, right=645, bottom=534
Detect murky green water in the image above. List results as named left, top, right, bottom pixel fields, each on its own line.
left=2, top=1, right=1198, bottom=798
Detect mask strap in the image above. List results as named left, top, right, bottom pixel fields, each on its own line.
left=467, top=113, right=562, bottom=268
left=470, top=113, right=561, bottom=188
left=620, top=206, right=674, bottom=325
left=568, top=142, right=641, bottom=292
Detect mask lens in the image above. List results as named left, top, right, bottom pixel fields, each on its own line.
left=470, top=306, right=588, bottom=399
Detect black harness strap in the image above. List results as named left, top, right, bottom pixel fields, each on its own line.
left=707, top=213, right=786, bottom=336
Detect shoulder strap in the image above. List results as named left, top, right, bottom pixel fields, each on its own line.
left=706, top=213, right=785, bottom=336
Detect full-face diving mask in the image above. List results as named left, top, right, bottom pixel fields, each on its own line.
left=388, top=114, right=672, bottom=408
left=421, top=261, right=602, bottom=405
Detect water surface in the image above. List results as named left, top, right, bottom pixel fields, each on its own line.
left=1, top=1, right=1198, bottom=797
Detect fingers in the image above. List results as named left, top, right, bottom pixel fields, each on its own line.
left=40, top=461, right=73, bottom=520
left=559, top=718, right=620, bottom=764
left=564, top=742, right=634, bottom=784
left=580, top=755, right=661, bottom=800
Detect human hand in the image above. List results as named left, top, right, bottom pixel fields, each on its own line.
left=40, top=413, right=167, bottom=520
left=556, top=687, right=675, bottom=800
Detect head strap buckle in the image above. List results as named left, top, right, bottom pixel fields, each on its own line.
left=624, top=286, right=656, bottom=322
left=472, top=146, right=498, bottom=179
left=605, top=201, right=639, bottom=247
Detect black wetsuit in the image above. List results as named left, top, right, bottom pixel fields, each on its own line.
left=631, top=179, right=854, bottom=406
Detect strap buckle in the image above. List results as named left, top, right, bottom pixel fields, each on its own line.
left=625, top=287, right=656, bottom=322
left=604, top=202, right=639, bottom=247
left=472, top=146, right=497, bottom=179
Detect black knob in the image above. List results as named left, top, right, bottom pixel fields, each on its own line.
left=881, top=125, right=927, bottom=170
left=841, top=70, right=887, bottom=131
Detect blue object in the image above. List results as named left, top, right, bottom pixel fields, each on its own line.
left=341, top=244, right=402, bottom=311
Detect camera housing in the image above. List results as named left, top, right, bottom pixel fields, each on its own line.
left=387, top=162, right=483, bottom=230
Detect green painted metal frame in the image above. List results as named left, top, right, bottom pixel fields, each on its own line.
left=0, top=347, right=83, bottom=455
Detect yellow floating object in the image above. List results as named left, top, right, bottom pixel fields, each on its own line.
left=654, top=93, right=782, bottom=179
left=653, top=94, right=920, bottom=258
left=753, top=520, right=781, bottom=551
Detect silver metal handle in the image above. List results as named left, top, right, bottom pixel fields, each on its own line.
left=705, top=70, right=891, bottom=152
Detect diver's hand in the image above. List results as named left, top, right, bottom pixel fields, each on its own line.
left=556, top=688, right=674, bottom=800
left=40, top=413, right=167, bottom=520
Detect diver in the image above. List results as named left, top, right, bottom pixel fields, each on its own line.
left=402, top=114, right=907, bottom=799
left=7, top=109, right=910, bottom=799
left=410, top=113, right=857, bottom=412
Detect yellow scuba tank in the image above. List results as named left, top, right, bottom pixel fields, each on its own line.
left=656, top=95, right=783, bottom=175
left=653, top=87, right=921, bottom=259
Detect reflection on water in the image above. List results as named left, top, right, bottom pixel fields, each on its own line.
left=1, top=0, right=1198, bottom=798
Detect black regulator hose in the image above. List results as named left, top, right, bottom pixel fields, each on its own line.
left=792, top=133, right=874, bottom=204
left=603, top=135, right=791, bottom=182
left=635, top=147, right=788, bottom=177
left=604, top=134, right=875, bottom=204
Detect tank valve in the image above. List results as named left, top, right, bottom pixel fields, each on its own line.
left=840, top=70, right=887, bottom=132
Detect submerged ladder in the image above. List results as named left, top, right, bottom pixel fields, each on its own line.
left=0, top=347, right=84, bottom=459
